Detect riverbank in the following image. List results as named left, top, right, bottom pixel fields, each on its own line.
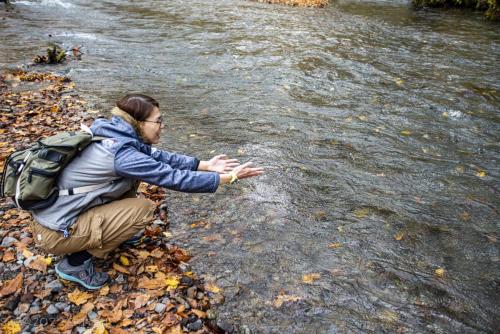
left=0, top=70, right=230, bottom=334
left=412, top=0, right=500, bottom=20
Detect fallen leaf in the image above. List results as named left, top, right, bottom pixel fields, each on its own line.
left=71, top=302, right=94, bottom=326
left=119, top=255, right=130, bottom=266
left=1, top=320, right=21, bottom=334
left=145, top=265, right=158, bottom=273
left=191, top=309, right=206, bottom=318
left=328, top=242, right=343, bottom=249
left=354, top=207, right=370, bottom=218
left=394, top=232, right=405, bottom=241
left=113, top=263, right=130, bottom=275
left=99, top=285, right=110, bottom=296
left=273, top=294, right=301, bottom=308
left=400, top=130, right=411, bottom=136
left=91, top=320, right=108, bottom=334
left=435, top=268, right=445, bottom=278
left=302, top=273, right=321, bottom=284
left=22, top=248, right=34, bottom=258
left=459, top=212, right=470, bottom=221
left=68, top=289, right=93, bottom=306
left=133, top=294, right=150, bottom=309
left=0, top=273, right=23, bottom=297
left=27, top=256, right=48, bottom=272
left=165, top=324, right=182, bottom=334
left=137, top=277, right=167, bottom=290
left=165, top=276, right=180, bottom=290
left=476, top=170, right=486, bottom=178
left=2, top=250, right=15, bottom=262
left=204, top=282, right=221, bottom=293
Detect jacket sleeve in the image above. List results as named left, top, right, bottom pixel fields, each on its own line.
left=138, top=143, right=199, bottom=171
left=115, top=145, right=219, bottom=193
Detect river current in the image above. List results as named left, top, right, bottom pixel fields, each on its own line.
left=1, top=0, right=499, bottom=333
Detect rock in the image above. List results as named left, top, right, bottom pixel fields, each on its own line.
left=5, top=295, right=20, bottom=311
left=115, top=274, right=125, bottom=284
left=29, top=305, right=40, bottom=314
left=196, top=291, right=205, bottom=300
left=1, top=236, right=17, bottom=247
left=180, top=276, right=194, bottom=286
left=55, top=302, right=69, bottom=311
left=20, top=292, right=34, bottom=304
left=206, top=309, right=217, bottom=320
left=241, top=325, right=251, bottom=334
left=46, top=304, right=59, bottom=315
left=45, top=280, right=63, bottom=293
left=154, top=303, right=166, bottom=314
left=151, top=219, right=165, bottom=226
left=216, top=320, right=235, bottom=333
left=187, top=286, right=197, bottom=299
left=161, top=297, right=170, bottom=304
left=47, top=269, right=55, bottom=274
left=88, top=311, right=97, bottom=320
left=179, top=261, right=191, bottom=272
left=186, top=319, right=203, bottom=331
left=76, top=326, right=86, bottom=334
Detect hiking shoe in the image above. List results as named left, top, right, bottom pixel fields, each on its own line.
left=55, top=257, right=109, bottom=290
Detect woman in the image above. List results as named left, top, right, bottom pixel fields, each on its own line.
left=30, top=94, right=263, bottom=290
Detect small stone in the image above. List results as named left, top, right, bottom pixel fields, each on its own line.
left=154, top=303, right=166, bottom=314
left=241, top=325, right=251, bottom=334
left=187, top=286, right=197, bottom=299
left=29, top=305, right=40, bottom=314
left=76, top=326, right=86, bottom=334
left=1, top=236, right=18, bottom=247
left=17, top=259, right=24, bottom=265
left=5, top=295, right=20, bottom=311
left=47, top=269, right=55, bottom=274
left=196, top=291, right=205, bottom=300
left=151, top=219, right=165, bottom=226
left=206, top=309, right=217, bottom=320
left=45, top=280, right=63, bottom=293
left=88, top=311, right=97, bottom=320
left=179, top=261, right=191, bottom=272
left=186, top=319, right=203, bottom=331
left=115, top=274, right=125, bottom=284
left=46, top=304, right=59, bottom=315
left=161, top=297, right=170, bottom=304
left=180, top=276, right=194, bottom=286
left=55, top=302, right=69, bottom=311
left=216, top=320, right=234, bottom=333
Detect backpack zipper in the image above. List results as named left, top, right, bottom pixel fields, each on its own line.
left=28, top=167, right=58, bottom=183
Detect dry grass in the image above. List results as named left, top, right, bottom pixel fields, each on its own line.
left=253, top=0, right=328, bottom=8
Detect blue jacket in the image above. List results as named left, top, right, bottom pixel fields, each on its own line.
left=32, top=116, right=219, bottom=232
left=91, top=116, right=220, bottom=193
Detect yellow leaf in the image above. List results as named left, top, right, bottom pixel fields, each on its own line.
left=442, top=112, right=449, bottom=118
left=204, top=282, right=221, bottom=293
left=165, top=276, right=180, bottom=290
left=435, top=268, right=445, bottom=278
left=99, top=286, right=110, bottom=296
left=476, top=170, right=486, bottom=178
left=394, top=232, right=405, bottom=241
left=22, top=249, right=34, bottom=258
left=354, top=207, right=370, bottom=218
left=119, top=255, right=130, bottom=266
left=2, top=320, right=21, bottom=334
left=92, top=320, right=108, bottom=334
left=42, top=256, right=53, bottom=265
left=302, top=273, right=321, bottom=284
left=395, top=78, right=404, bottom=86
left=50, top=105, right=59, bottom=113
left=455, top=165, right=465, bottom=173
left=165, top=325, right=182, bottom=334
left=68, top=289, right=93, bottom=306
left=328, top=243, right=343, bottom=249
left=273, top=294, right=301, bottom=308
left=400, top=130, right=411, bottom=136
left=145, top=265, right=158, bottom=273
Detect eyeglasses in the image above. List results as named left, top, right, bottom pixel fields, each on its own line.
left=143, top=117, right=163, bottom=125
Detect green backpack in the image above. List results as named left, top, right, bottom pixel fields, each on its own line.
left=0, top=129, right=105, bottom=210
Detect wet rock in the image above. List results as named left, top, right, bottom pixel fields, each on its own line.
left=216, top=319, right=235, bottom=333
left=186, top=319, right=203, bottom=331
left=187, top=286, right=197, bottom=299
left=1, top=236, right=18, bottom=247
left=5, top=295, right=20, bottom=311
left=88, top=311, right=97, bottom=320
left=154, top=303, right=166, bottom=314
left=55, top=302, right=69, bottom=311
left=180, top=276, right=194, bottom=286
left=46, top=304, right=59, bottom=315
left=45, top=279, right=63, bottom=293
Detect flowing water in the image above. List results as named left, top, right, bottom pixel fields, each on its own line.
left=1, top=0, right=499, bottom=333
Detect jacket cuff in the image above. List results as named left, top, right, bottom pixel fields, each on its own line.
left=192, top=158, right=200, bottom=171
left=211, top=173, right=220, bottom=192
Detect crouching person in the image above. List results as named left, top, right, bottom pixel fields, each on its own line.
left=29, top=94, right=263, bottom=290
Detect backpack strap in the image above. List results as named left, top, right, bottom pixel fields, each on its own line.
left=58, top=181, right=115, bottom=196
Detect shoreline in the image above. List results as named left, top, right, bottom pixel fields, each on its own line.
left=0, top=69, right=232, bottom=334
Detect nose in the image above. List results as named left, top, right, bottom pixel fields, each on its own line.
left=160, top=123, right=165, bottom=129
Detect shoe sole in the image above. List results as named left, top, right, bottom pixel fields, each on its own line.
left=55, top=263, right=107, bottom=290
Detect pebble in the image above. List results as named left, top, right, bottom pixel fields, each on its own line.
left=76, top=327, right=86, bottom=334
left=5, top=296, right=20, bottom=311
left=1, top=236, right=17, bottom=247
left=29, top=305, right=40, bottom=314
left=180, top=276, right=194, bottom=286
left=186, top=319, right=203, bottom=331
left=179, top=261, right=191, bottom=272
left=46, top=279, right=63, bottom=293
left=154, top=303, right=166, bottom=314
left=216, top=320, right=235, bottom=333
left=47, top=269, right=55, bottom=274
left=241, top=325, right=252, bottom=334
left=196, top=291, right=205, bottom=300
left=55, top=302, right=69, bottom=311
left=115, top=274, right=125, bottom=284
left=206, top=309, right=217, bottom=320
left=161, top=297, right=170, bottom=304
left=187, top=286, right=197, bottom=299
left=88, top=311, right=98, bottom=320
left=46, top=304, right=59, bottom=315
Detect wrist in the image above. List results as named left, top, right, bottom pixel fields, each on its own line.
left=198, top=160, right=209, bottom=171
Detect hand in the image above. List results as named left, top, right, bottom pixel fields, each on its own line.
left=205, top=154, right=240, bottom=174
left=230, top=162, right=264, bottom=181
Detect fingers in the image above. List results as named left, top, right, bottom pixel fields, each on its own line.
left=216, top=154, right=227, bottom=160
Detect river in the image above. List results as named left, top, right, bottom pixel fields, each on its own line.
left=1, top=0, right=499, bottom=333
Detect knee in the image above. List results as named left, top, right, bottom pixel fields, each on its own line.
left=134, top=198, right=156, bottom=222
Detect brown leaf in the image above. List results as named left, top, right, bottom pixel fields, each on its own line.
left=0, top=273, right=23, bottom=297
left=165, top=324, right=182, bottom=334
left=137, top=277, right=167, bottom=290
left=113, top=262, right=130, bottom=275
left=162, top=313, right=181, bottom=327
left=150, top=248, right=164, bottom=259
left=191, top=309, right=206, bottom=318
left=110, top=329, right=129, bottom=334
left=71, top=302, right=94, bottom=326
left=27, top=256, right=48, bottom=273
left=68, top=289, right=93, bottom=306
left=133, top=294, right=150, bottom=309
left=2, top=250, right=15, bottom=262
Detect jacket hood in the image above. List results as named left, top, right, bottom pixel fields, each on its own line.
left=91, top=116, right=142, bottom=141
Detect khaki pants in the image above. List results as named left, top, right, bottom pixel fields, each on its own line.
left=31, top=197, right=155, bottom=258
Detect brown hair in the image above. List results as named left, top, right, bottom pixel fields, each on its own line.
left=116, top=94, right=159, bottom=121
